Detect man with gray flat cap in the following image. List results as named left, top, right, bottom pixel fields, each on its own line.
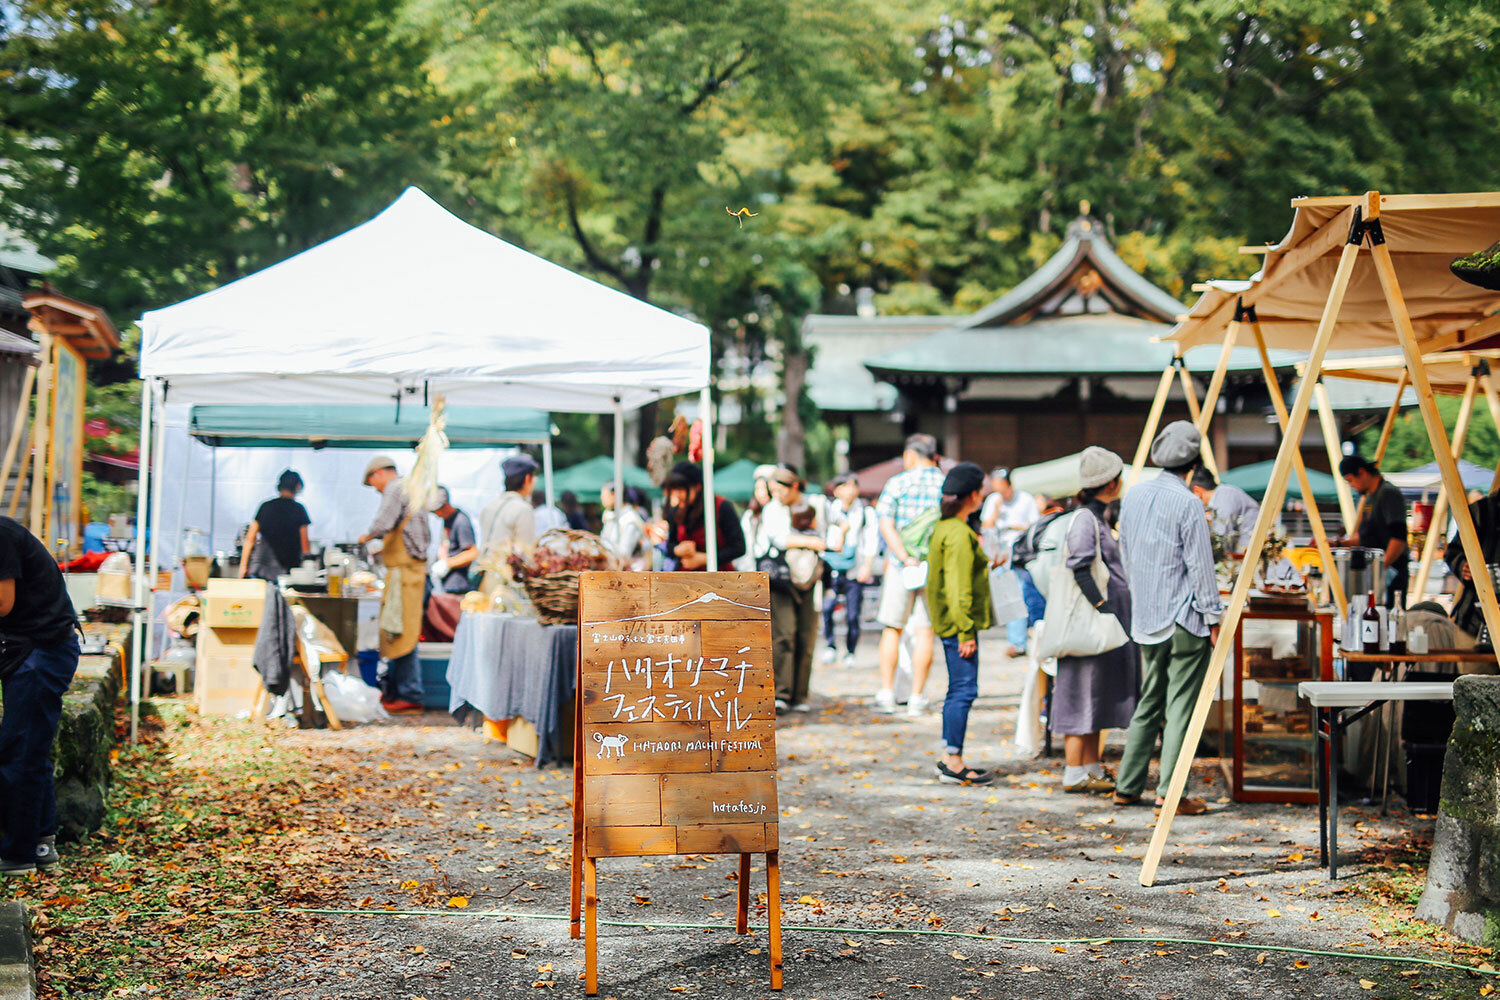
left=358, top=455, right=431, bottom=713
left=1114, top=420, right=1224, bottom=815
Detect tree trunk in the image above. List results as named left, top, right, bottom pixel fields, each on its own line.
left=778, top=346, right=808, bottom=471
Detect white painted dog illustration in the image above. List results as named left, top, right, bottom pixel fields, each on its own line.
left=593, top=732, right=628, bottom=759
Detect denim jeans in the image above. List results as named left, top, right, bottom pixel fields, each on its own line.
left=383, top=648, right=424, bottom=705
left=939, top=636, right=979, bottom=755
left=822, top=572, right=865, bottom=653
left=0, top=633, right=80, bottom=861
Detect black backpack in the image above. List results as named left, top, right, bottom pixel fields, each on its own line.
left=1009, top=511, right=1066, bottom=570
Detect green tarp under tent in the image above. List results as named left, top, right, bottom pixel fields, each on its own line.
left=712, top=458, right=769, bottom=502
left=1220, top=460, right=1341, bottom=503
left=189, top=404, right=551, bottom=448
left=543, top=454, right=658, bottom=498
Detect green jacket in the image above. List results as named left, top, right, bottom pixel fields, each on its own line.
left=925, top=517, right=993, bottom=642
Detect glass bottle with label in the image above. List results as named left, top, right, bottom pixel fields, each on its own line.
left=1361, top=591, right=1382, bottom=654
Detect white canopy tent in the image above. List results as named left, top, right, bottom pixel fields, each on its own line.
left=132, top=186, right=717, bottom=738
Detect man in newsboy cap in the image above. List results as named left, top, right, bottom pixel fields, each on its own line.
left=1113, top=421, right=1224, bottom=815
left=358, top=455, right=432, bottom=713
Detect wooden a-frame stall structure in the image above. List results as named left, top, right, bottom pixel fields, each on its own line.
left=1132, top=190, right=1500, bottom=887
left=1316, top=349, right=1500, bottom=598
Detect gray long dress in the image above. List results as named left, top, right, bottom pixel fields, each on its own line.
left=1052, top=505, right=1140, bottom=735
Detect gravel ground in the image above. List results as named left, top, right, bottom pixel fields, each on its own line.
left=228, top=631, right=1486, bottom=1000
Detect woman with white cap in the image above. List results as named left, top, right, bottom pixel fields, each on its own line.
left=1051, top=446, right=1138, bottom=794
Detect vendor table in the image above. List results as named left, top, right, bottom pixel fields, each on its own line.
left=447, top=612, right=577, bottom=767
left=1298, top=681, right=1454, bottom=880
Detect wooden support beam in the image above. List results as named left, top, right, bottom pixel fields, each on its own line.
left=1480, top=371, right=1500, bottom=495
left=1370, top=238, right=1500, bottom=680
left=1141, top=231, right=1364, bottom=887
left=1176, top=363, right=1220, bottom=478
left=1128, top=362, right=1176, bottom=489
left=1251, top=323, right=1348, bottom=618
left=1411, top=372, right=1478, bottom=600
left=28, top=334, right=53, bottom=538
left=1196, top=321, right=1240, bottom=439
left=1314, top=381, right=1358, bottom=534
left=0, top=365, right=36, bottom=513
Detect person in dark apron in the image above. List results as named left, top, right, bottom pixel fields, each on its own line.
left=239, top=470, right=311, bottom=581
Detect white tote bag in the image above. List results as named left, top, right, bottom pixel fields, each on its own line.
left=1034, top=512, right=1129, bottom=661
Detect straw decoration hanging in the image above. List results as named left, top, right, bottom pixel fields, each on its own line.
left=405, top=395, right=448, bottom=511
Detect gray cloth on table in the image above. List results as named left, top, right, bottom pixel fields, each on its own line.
left=1052, top=505, right=1139, bottom=735
left=253, top=582, right=297, bottom=696
left=446, top=614, right=577, bottom=766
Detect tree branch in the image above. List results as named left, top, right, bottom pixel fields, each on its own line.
left=562, top=178, right=628, bottom=285
left=680, top=46, right=752, bottom=116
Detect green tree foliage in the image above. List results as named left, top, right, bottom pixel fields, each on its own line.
left=1356, top=396, right=1500, bottom=477
left=1, top=0, right=446, bottom=324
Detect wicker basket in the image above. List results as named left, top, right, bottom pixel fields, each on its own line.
left=511, top=529, right=619, bottom=627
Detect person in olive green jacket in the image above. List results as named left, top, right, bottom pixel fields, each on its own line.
left=925, top=462, right=993, bottom=785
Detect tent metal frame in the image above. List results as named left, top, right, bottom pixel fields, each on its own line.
left=1136, top=191, right=1500, bottom=886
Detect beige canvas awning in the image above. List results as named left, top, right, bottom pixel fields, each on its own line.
left=1170, top=193, right=1500, bottom=352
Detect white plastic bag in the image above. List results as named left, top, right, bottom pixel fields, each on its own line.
left=989, top=566, right=1027, bottom=624
left=321, top=672, right=391, bottom=724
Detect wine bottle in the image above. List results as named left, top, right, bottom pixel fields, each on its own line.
left=1361, top=591, right=1381, bottom=654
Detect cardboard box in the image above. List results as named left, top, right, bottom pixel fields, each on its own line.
left=201, top=579, right=267, bottom=629
left=197, top=626, right=259, bottom=656
left=196, top=649, right=261, bottom=717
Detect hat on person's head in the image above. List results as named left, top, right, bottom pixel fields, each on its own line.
left=1149, top=420, right=1201, bottom=469
left=428, top=485, right=451, bottom=512
left=771, top=466, right=800, bottom=488
left=1078, top=447, right=1124, bottom=489
left=753, top=463, right=779, bottom=482
left=363, top=455, right=397, bottom=486
left=667, top=461, right=703, bottom=487
left=941, top=461, right=986, bottom=497
left=501, top=454, right=539, bottom=479
left=990, top=467, right=1011, bottom=483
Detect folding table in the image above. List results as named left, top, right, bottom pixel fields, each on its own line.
left=1298, top=681, right=1454, bottom=879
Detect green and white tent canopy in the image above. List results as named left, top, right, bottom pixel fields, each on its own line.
left=189, top=404, right=550, bottom=449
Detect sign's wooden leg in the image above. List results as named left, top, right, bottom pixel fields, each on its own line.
left=584, top=855, right=599, bottom=995
left=736, top=853, right=751, bottom=934
left=766, top=850, right=783, bottom=991
left=570, top=662, right=585, bottom=941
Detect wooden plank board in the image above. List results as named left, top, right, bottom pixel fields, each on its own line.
left=576, top=571, right=779, bottom=861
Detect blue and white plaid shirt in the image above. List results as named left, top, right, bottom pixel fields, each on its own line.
left=1119, top=472, right=1224, bottom=642
left=875, top=465, right=945, bottom=529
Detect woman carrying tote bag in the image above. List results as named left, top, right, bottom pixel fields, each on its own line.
left=1047, top=447, right=1139, bottom=794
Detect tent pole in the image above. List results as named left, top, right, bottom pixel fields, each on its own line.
left=1250, top=323, right=1347, bottom=617
left=145, top=381, right=166, bottom=669
left=1195, top=320, right=1239, bottom=437
left=1355, top=371, right=1409, bottom=528
left=209, top=445, right=217, bottom=550
left=1141, top=232, right=1363, bottom=887
left=1479, top=366, right=1500, bottom=494
left=1313, top=381, right=1357, bottom=534
left=1175, top=361, right=1219, bottom=478
left=542, top=436, right=555, bottom=509
left=1411, top=370, right=1478, bottom=601
left=701, top=386, right=718, bottom=572
left=611, top=398, right=624, bottom=516
left=29, top=332, right=54, bottom=537
left=130, top=377, right=155, bottom=745
left=1128, top=362, right=1176, bottom=489
left=1371, top=231, right=1500, bottom=671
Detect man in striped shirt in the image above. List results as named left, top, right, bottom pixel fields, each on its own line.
left=872, top=433, right=945, bottom=715
left=1115, top=421, right=1224, bottom=815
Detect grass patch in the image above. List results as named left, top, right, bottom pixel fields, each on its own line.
left=3, top=700, right=342, bottom=999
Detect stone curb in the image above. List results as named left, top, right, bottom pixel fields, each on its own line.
left=0, top=901, right=36, bottom=1000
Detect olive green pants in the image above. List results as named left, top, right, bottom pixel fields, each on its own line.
left=1116, top=626, right=1211, bottom=799
left=771, top=585, right=819, bottom=706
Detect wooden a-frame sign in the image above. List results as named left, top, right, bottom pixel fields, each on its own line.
left=569, top=572, right=783, bottom=994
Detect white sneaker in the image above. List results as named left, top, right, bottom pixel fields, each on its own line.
left=842, top=652, right=858, bottom=669
left=873, top=689, right=897, bottom=713
left=906, top=693, right=931, bottom=716
left=819, top=647, right=838, bottom=665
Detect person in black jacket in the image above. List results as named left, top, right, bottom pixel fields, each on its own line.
left=658, top=462, right=746, bottom=570
left=0, top=516, right=80, bottom=875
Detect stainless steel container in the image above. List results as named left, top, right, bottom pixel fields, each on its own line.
left=1331, top=546, right=1386, bottom=606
